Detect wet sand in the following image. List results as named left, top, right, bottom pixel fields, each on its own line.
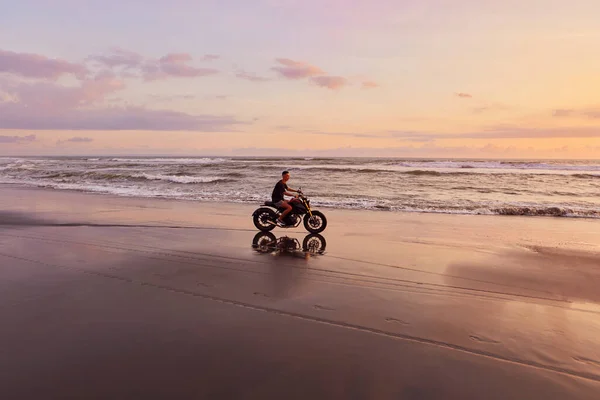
left=1, top=186, right=600, bottom=399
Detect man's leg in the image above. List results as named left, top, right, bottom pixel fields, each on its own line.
left=279, top=201, right=292, bottom=223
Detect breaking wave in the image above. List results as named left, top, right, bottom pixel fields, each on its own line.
left=1, top=156, right=599, bottom=219
left=131, top=174, right=231, bottom=184
left=492, top=206, right=600, bottom=218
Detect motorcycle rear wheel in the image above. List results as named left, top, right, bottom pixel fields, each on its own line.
left=253, top=208, right=277, bottom=231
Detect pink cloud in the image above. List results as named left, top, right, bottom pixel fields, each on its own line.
left=148, top=94, right=196, bottom=102
left=0, top=134, right=36, bottom=143
left=584, top=110, right=600, bottom=118
left=229, top=143, right=596, bottom=158
left=471, top=103, right=510, bottom=114
left=88, top=48, right=144, bottom=68
left=0, top=71, right=125, bottom=111
left=387, top=126, right=600, bottom=139
left=362, top=81, right=379, bottom=89
left=552, top=109, right=574, bottom=117
left=0, top=103, right=244, bottom=131
left=0, top=48, right=243, bottom=131
left=552, top=108, right=600, bottom=119
left=0, top=71, right=243, bottom=131
left=0, top=49, right=88, bottom=80
left=142, top=53, right=218, bottom=80
left=159, top=53, right=193, bottom=64
left=57, top=137, right=94, bottom=145
left=310, top=75, right=348, bottom=90
left=158, top=64, right=217, bottom=79
left=200, top=54, right=220, bottom=62
left=77, top=78, right=125, bottom=107
left=272, top=58, right=324, bottom=79
left=456, top=92, right=473, bottom=98
left=88, top=49, right=219, bottom=80
left=236, top=70, right=270, bottom=82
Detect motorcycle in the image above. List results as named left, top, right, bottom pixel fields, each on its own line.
left=252, top=232, right=327, bottom=256
left=252, top=188, right=327, bottom=234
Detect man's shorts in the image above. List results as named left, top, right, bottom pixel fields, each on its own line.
left=275, top=200, right=286, bottom=208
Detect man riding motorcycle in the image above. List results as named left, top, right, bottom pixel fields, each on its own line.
left=252, top=171, right=327, bottom=233
left=271, top=170, right=300, bottom=226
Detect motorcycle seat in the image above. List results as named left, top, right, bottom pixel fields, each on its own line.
left=264, top=201, right=276, bottom=207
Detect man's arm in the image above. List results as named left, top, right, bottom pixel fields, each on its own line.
left=284, top=184, right=297, bottom=197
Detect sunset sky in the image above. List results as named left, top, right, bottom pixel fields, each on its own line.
left=1, top=0, right=599, bottom=158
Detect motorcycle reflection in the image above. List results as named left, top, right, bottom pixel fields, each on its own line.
left=252, top=231, right=327, bottom=259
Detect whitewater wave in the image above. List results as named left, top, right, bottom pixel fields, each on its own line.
left=572, top=174, right=600, bottom=179
left=106, top=157, right=229, bottom=164
left=492, top=206, right=600, bottom=218
left=250, top=161, right=600, bottom=176
left=2, top=177, right=598, bottom=218
left=392, top=160, right=600, bottom=171
left=1, top=155, right=599, bottom=219
left=0, top=168, right=235, bottom=184
left=132, top=173, right=231, bottom=184
left=253, top=164, right=600, bottom=178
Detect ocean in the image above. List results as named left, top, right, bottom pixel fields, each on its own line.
left=1, top=156, right=599, bottom=219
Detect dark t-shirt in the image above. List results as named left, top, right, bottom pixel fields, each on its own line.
left=271, top=180, right=288, bottom=203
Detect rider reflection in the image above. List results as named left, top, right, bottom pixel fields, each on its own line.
left=252, top=231, right=327, bottom=259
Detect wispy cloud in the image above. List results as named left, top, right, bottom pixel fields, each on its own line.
left=148, top=94, right=196, bottom=102
left=274, top=126, right=377, bottom=138
left=276, top=125, right=600, bottom=141
left=87, top=49, right=219, bottom=81
left=310, top=75, right=348, bottom=90
left=226, top=143, right=594, bottom=158
left=57, top=136, right=94, bottom=145
left=553, top=107, right=600, bottom=119
left=87, top=48, right=144, bottom=69
left=158, top=53, right=192, bottom=64
left=552, top=109, right=574, bottom=117
left=0, top=103, right=245, bottom=131
left=0, top=56, right=242, bottom=131
left=271, top=58, right=376, bottom=90
left=388, top=126, right=600, bottom=140
left=455, top=92, right=473, bottom=98
left=200, top=54, right=220, bottom=62
left=0, top=71, right=125, bottom=111
left=471, top=102, right=511, bottom=114
left=0, top=49, right=88, bottom=80
left=142, top=53, right=219, bottom=80
left=236, top=70, right=271, bottom=82
left=362, top=81, right=379, bottom=89
left=584, top=110, right=600, bottom=119
left=272, top=58, right=324, bottom=79
left=0, top=134, right=36, bottom=143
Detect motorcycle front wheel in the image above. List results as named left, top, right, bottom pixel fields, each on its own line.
left=252, top=231, right=277, bottom=253
left=302, top=233, right=327, bottom=254
left=303, top=210, right=327, bottom=233
left=253, top=208, right=277, bottom=231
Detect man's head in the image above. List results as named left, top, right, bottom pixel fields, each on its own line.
left=282, top=170, right=290, bottom=182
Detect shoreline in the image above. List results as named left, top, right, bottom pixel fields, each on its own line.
left=2, top=182, right=599, bottom=220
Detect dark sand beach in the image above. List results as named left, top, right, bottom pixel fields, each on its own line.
left=1, top=186, right=600, bottom=399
